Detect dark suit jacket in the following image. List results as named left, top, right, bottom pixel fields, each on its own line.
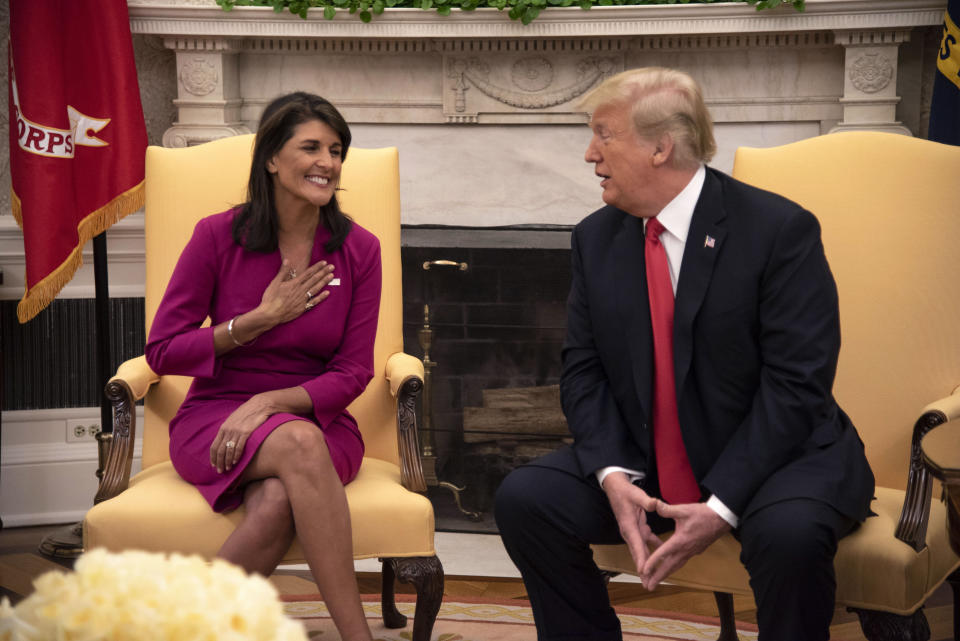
left=552, top=167, right=874, bottom=523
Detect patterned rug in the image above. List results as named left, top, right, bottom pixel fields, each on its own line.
left=282, top=594, right=760, bottom=640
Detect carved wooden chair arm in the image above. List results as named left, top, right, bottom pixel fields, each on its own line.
left=386, top=352, right=427, bottom=492
left=895, top=386, right=960, bottom=551
left=94, top=356, right=161, bottom=505
left=386, top=352, right=425, bottom=398
left=113, top=355, right=161, bottom=401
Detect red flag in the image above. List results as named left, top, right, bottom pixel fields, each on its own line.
left=9, top=0, right=147, bottom=323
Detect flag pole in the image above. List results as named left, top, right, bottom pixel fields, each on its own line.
left=93, top=232, right=112, bottom=439
left=0, top=267, right=4, bottom=531
left=38, top=233, right=112, bottom=558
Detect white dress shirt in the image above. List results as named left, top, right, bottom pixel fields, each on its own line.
left=594, top=165, right=739, bottom=528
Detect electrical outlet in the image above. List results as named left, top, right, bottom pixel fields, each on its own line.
left=66, top=419, right=100, bottom=443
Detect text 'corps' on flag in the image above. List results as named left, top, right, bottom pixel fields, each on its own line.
left=9, top=0, right=148, bottom=323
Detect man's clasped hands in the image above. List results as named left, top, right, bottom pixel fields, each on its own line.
left=601, top=471, right=732, bottom=590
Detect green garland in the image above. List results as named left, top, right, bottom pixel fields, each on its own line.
left=216, top=0, right=804, bottom=25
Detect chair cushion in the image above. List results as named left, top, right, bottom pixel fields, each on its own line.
left=83, top=457, right=436, bottom=562
left=592, top=486, right=960, bottom=615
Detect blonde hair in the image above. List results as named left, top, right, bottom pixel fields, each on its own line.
left=580, top=67, right=716, bottom=169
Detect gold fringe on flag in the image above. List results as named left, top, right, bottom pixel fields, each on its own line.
left=14, top=180, right=145, bottom=324
left=11, top=189, right=23, bottom=228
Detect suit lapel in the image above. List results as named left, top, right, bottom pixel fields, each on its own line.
left=674, top=169, right=727, bottom=393
left=613, top=213, right=653, bottom=419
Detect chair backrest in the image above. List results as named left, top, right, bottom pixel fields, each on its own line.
left=141, top=134, right=403, bottom=469
left=732, top=132, right=960, bottom=490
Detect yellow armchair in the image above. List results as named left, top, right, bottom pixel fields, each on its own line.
left=82, top=134, right=444, bottom=641
left=593, top=132, right=960, bottom=640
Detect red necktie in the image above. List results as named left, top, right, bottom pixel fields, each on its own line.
left=645, top=217, right=700, bottom=504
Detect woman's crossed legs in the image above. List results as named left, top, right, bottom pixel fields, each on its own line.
left=217, top=420, right=371, bottom=641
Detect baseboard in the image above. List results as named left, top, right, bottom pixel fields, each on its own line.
left=1, top=407, right=144, bottom=527
left=1, top=441, right=143, bottom=466
left=1, top=511, right=91, bottom=528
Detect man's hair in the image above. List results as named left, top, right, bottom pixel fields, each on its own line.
left=580, top=67, right=717, bottom=169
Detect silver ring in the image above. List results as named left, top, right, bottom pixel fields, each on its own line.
left=225, top=441, right=236, bottom=448
left=306, top=290, right=313, bottom=299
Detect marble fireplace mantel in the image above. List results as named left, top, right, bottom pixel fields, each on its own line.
left=129, top=0, right=942, bottom=143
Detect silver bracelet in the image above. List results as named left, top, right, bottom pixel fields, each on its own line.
left=227, top=316, right=254, bottom=347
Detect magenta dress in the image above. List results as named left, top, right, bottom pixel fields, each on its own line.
left=145, top=208, right=381, bottom=513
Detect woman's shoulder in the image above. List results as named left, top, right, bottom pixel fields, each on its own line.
left=338, top=221, right=381, bottom=277
left=191, top=207, right=243, bottom=244
left=344, top=220, right=380, bottom=252
left=198, top=207, right=242, bottom=234
left=181, top=208, right=244, bottom=258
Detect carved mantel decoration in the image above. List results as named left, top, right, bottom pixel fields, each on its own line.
left=850, top=52, right=894, bottom=93
left=441, top=40, right=623, bottom=122
left=832, top=28, right=914, bottom=134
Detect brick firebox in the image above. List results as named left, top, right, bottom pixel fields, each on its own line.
left=401, top=226, right=573, bottom=530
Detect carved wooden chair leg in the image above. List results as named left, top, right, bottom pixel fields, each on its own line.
left=380, top=558, right=407, bottom=629
left=848, top=607, right=931, bottom=641
left=947, top=567, right=959, bottom=641
left=390, top=555, right=445, bottom=641
left=713, top=591, right=739, bottom=641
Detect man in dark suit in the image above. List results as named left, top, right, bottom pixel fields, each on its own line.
left=495, top=68, right=874, bottom=641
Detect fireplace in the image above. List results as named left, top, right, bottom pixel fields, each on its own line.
left=401, top=226, right=572, bottom=532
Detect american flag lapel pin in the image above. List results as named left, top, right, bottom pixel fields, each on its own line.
left=704, top=235, right=716, bottom=248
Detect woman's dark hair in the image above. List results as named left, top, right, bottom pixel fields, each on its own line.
left=232, top=92, right=353, bottom=253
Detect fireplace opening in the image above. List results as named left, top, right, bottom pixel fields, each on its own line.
left=401, top=225, right=573, bottom=533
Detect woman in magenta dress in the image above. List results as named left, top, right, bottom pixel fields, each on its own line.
left=145, top=92, right=379, bottom=641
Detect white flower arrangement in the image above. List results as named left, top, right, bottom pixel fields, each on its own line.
left=0, top=549, right=308, bottom=641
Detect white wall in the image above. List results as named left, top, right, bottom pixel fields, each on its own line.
left=1, top=407, right=144, bottom=527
